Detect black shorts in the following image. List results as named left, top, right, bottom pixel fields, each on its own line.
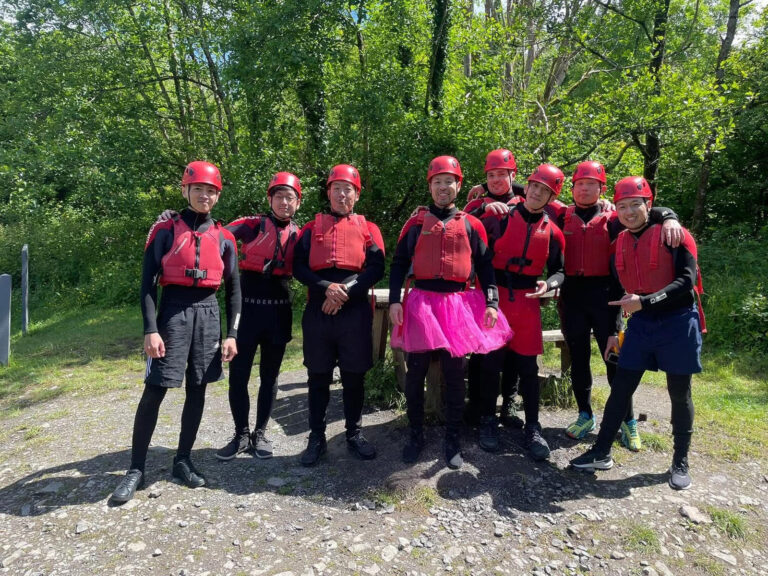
left=145, top=300, right=224, bottom=388
left=302, top=299, right=373, bottom=373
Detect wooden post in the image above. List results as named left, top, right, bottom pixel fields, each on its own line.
left=21, top=245, right=29, bottom=335
left=0, top=274, right=10, bottom=366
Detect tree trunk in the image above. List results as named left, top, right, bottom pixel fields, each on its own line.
left=425, top=0, right=452, bottom=116
left=644, top=0, right=671, bottom=194
left=692, top=0, right=742, bottom=234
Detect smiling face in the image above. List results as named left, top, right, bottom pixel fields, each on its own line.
left=429, top=173, right=461, bottom=208
left=182, top=183, right=220, bottom=214
left=486, top=169, right=513, bottom=196
left=269, top=186, right=300, bottom=221
left=616, top=197, right=651, bottom=231
left=572, top=178, right=603, bottom=208
left=523, top=181, right=554, bottom=213
left=327, top=180, right=359, bottom=215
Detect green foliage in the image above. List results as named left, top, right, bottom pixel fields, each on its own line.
left=623, top=523, right=661, bottom=554
left=707, top=507, right=748, bottom=540
left=364, top=352, right=405, bottom=411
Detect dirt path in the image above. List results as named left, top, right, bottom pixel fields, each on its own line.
left=0, top=369, right=766, bottom=575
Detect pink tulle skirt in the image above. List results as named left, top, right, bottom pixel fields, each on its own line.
left=390, top=288, right=513, bottom=357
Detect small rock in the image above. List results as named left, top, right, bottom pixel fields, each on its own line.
left=381, top=545, right=398, bottom=562
left=152, top=549, right=162, bottom=557
left=397, top=537, right=410, bottom=549
left=577, top=510, right=601, bottom=522
left=679, top=506, right=711, bottom=525
left=610, top=551, right=626, bottom=560
left=362, top=499, right=376, bottom=510
left=38, top=481, right=63, bottom=494
left=643, top=568, right=658, bottom=576
left=128, top=541, right=146, bottom=552
left=711, top=551, right=737, bottom=566
left=178, top=520, right=189, bottom=528
left=268, top=477, right=287, bottom=488
left=75, top=521, right=88, bottom=534
left=148, top=489, right=162, bottom=498
left=654, top=561, right=674, bottom=576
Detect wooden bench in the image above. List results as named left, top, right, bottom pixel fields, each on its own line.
left=370, top=288, right=574, bottom=420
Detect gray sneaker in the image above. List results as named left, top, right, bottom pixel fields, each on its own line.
left=669, top=457, right=691, bottom=490
left=252, top=429, right=273, bottom=459
left=216, top=431, right=251, bottom=461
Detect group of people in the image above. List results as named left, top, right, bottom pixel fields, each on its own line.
left=111, top=151, right=705, bottom=504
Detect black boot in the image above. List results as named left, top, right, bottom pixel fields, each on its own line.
left=402, top=427, right=425, bottom=463
left=444, top=432, right=463, bottom=470
left=172, top=458, right=206, bottom=488
left=478, top=415, right=500, bottom=453
left=300, top=433, right=327, bottom=467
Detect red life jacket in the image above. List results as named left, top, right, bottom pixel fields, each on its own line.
left=160, top=217, right=225, bottom=289
left=563, top=205, right=612, bottom=277
left=491, top=207, right=551, bottom=277
left=308, top=213, right=371, bottom=272
left=412, top=209, right=472, bottom=282
left=615, top=225, right=707, bottom=332
left=240, top=216, right=298, bottom=276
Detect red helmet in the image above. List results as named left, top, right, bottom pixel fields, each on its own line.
left=572, top=161, right=606, bottom=184
left=268, top=172, right=302, bottom=200
left=613, top=176, right=653, bottom=203
left=527, top=163, right=565, bottom=196
left=484, top=148, right=517, bottom=176
left=182, top=161, right=222, bottom=191
left=427, top=155, right=463, bottom=184
left=327, top=164, right=361, bottom=192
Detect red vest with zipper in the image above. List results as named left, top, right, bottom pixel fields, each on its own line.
left=308, top=213, right=371, bottom=272
left=563, top=205, right=612, bottom=277
left=240, top=216, right=298, bottom=276
left=160, top=218, right=224, bottom=288
left=412, top=209, right=472, bottom=282
left=614, top=224, right=675, bottom=294
left=491, top=208, right=551, bottom=277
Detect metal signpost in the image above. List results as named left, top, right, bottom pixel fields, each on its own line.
left=0, top=274, right=10, bottom=366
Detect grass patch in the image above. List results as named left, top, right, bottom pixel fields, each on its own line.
left=22, top=425, right=44, bottom=440
left=640, top=431, right=671, bottom=452
left=707, top=507, right=748, bottom=540
left=622, top=523, right=661, bottom=553
left=691, top=554, right=726, bottom=576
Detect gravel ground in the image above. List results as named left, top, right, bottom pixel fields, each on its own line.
left=0, top=368, right=766, bottom=576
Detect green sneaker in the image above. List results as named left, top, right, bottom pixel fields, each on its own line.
left=620, top=419, right=642, bottom=452
left=565, top=411, right=596, bottom=439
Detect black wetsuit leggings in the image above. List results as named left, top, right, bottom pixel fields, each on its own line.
left=307, top=370, right=366, bottom=438
left=406, top=351, right=465, bottom=436
left=594, top=368, right=694, bottom=459
left=130, top=383, right=207, bottom=472
left=227, top=338, right=286, bottom=434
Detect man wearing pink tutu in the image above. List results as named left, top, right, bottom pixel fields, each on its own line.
left=478, top=163, right=566, bottom=461
left=389, top=156, right=513, bottom=469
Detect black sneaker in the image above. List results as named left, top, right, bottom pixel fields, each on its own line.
left=346, top=432, right=377, bottom=460
left=215, top=431, right=251, bottom=461
left=669, top=457, right=692, bottom=490
left=300, top=433, right=327, bottom=467
left=252, top=429, right=273, bottom=459
left=402, top=428, right=425, bottom=463
left=570, top=446, right=614, bottom=471
left=500, top=400, right=524, bottom=428
left=478, top=415, right=500, bottom=453
left=523, top=423, right=551, bottom=461
left=111, top=469, right=144, bottom=503
left=444, top=433, right=463, bottom=470
left=172, top=458, right=206, bottom=488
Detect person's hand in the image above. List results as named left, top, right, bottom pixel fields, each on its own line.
left=484, top=201, right=511, bottom=216
left=158, top=209, right=177, bottom=221
left=409, top=205, right=428, bottom=218
left=324, top=283, right=349, bottom=306
left=466, top=185, right=484, bottom=202
left=221, top=337, right=237, bottom=362
left=484, top=306, right=498, bottom=328
left=525, top=281, right=549, bottom=298
left=321, top=297, right=342, bottom=315
left=598, top=198, right=615, bottom=212
left=604, top=335, right=620, bottom=361
left=389, top=303, right=404, bottom=326
left=609, top=293, right=642, bottom=314
left=144, top=333, right=166, bottom=358
left=661, top=219, right=683, bottom=248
